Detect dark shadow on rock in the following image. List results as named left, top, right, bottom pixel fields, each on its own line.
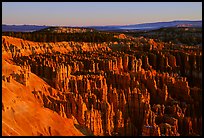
left=74, top=124, right=94, bottom=136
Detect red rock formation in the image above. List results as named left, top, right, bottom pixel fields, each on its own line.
left=2, top=36, right=202, bottom=136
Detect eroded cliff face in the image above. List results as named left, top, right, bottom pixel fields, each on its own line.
left=2, top=59, right=88, bottom=136
left=2, top=36, right=202, bottom=136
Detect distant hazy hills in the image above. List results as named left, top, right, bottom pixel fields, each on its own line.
left=2, top=25, right=48, bottom=32
left=2, top=20, right=202, bottom=32
left=88, top=20, right=202, bottom=31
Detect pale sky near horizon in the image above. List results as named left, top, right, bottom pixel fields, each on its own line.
left=2, top=2, right=202, bottom=26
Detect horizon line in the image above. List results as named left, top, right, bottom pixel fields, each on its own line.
left=2, top=19, right=202, bottom=27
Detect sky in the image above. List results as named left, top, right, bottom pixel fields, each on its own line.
left=2, top=2, right=202, bottom=26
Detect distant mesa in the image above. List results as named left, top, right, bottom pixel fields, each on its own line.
left=35, top=26, right=96, bottom=33
left=2, top=20, right=202, bottom=32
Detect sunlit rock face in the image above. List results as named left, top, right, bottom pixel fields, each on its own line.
left=2, top=35, right=202, bottom=136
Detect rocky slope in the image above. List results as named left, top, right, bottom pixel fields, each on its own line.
left=2, top=35, right=202, bottom=136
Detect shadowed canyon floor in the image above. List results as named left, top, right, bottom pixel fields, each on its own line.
left=2, top=34, right=202, bottom=136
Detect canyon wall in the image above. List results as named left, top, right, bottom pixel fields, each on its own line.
left=2, top=36, right=202, bottom=136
